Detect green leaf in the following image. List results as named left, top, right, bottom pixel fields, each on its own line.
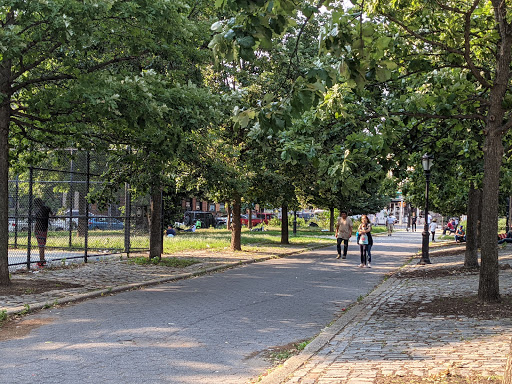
left=237, top=35, right=255, bottom=48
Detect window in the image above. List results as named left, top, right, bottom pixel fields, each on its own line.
left=209, top=204, right=216, bottom=212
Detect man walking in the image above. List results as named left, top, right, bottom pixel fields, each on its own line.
left=335, top=210, right=353, bottom=259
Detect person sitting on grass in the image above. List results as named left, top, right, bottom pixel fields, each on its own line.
left=165, top=225, right=176, bottom=237
left=498, top=229, right=512, bottom=244
left=455, top=226, right=466, bottom=243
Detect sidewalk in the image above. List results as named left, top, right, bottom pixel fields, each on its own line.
left=1, top=243, right=326, bottom=316
left=258, top=245, right=512, bottom=384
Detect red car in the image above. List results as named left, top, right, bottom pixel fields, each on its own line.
left=240, top=213, right=275, bottom=226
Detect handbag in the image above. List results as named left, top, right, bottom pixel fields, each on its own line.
left=359, top=232, right=368, bottom=244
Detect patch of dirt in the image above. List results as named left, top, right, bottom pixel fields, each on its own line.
left=375, top=373, right=501, bottom=384
left=0, top=317, right=55, bottom=341
left=392, top=294, right=512, bottom=320
left=394, top=263, right=511, bottom=279
left=0, top=279, right=83, bottom=296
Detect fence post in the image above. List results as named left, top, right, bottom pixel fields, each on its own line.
left=124, top=183, right=131, bottom=256
left=68, top=151, right=74, bottom=248
left=84, top=152, right=89, bottom=263
left=27, top=167, right=33, bottom=270
left=14, top=174, right=19, bottom=248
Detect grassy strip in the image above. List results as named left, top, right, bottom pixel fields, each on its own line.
left=127, top=257, right=200, bottom=268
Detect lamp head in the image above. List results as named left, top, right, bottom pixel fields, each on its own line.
left=422, top=154, right=433, bottom=172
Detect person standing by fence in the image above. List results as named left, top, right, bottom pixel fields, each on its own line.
left=34, top=198, right=53, bottom=267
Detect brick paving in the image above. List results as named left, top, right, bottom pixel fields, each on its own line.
left=266, top=250, right=512, bottom=384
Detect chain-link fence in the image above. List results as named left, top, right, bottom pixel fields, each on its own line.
left=8, top=150, right=150, bottom=271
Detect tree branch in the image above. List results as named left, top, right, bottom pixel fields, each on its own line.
left=383, top=13, right=464, bottom=56
left=464, top=0, right=492, bottom=88
left=12, top=42, right=63, bottom=81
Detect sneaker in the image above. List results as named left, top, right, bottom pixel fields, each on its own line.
left=358, top=263, right=364, bottom=268
left=367, top=263, right=371, bottom=268
left=342, top=255, right=346, bottom=259
left=336, top=254, right=341, bottom=259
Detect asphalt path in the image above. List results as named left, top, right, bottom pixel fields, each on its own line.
left=0, top=230, right=422, bottom=384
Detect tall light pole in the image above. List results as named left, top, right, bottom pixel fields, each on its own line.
left=419, top=154, right=433, bottom=265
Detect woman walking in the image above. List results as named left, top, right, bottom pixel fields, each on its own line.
left=358, top=215, right=371, bottom=268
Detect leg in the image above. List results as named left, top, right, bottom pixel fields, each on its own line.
left=343, top=239, right=349, bottom=258
left=35, top=230, right=47, bottom=263
left=360, top=245, right=365, bottom=265
left=367, top=244, right=372, bottom=263
left=336, top=238, right=342, bottom=257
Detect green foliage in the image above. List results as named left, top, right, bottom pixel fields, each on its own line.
left=0, top=309, right=7, bottom=325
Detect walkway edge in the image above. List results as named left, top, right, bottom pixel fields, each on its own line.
left=256, top=273, right=401, bottom=384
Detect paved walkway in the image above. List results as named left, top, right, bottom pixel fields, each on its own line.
left=1, top=243, right=323, bottom=315
left=2, top=235, right=512, bottom=384
left=259, top=247, right=512, bottom=384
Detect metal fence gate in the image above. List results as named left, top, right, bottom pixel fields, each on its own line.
left=8, top=150, right=150, bottom=271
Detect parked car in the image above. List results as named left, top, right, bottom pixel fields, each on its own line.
left=256, top=212, right=275, bottom=224
left=215, top=216, right=228, bottom=227
left=8, top=218, right=29, bottom=232
left=88, top=217, right=124, bottom=230
left=51, top=210, right=98, bottom=231
left=241, top=212, right=275, bottom=226
left=240, top=214, right=258, bottom=226
left=183, top=211, right=215, bottom=228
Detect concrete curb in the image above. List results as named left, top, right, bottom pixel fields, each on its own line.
left=4, top=244, right=330, bottom=317
left=256, top=273, right=400, bottom=384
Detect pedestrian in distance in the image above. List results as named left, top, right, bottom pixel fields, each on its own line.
left=411, top=215, right=417, bottom=232
left=429, top=219, right=437, bottom=242
left=335, top=210, right=353, bottom=259
left=33, top=198, right=53, bottom=267
left=358, top=215, right=371, bottom=268
left=386, top=215, right=395, bottom=236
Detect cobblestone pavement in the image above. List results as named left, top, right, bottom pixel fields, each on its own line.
left=1, top=244, right=317, bottom=315
left=262, top=249, right=512, bottom=384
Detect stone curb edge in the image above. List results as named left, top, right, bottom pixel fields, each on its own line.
left=4, top=244, right=330, bottom=317
left=255, top=272, right=401, bottom=384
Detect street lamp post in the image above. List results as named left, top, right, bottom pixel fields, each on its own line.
left=419, top=154, right=433, bottom=265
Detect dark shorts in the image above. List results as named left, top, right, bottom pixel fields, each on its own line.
left=35, top=230, right=48, bottom=247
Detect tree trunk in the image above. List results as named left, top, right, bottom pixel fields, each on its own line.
left=0, top=58, right=11, bottom=286
left=231, top=195, right=241, bottom=251
left=479, top=130, right=503, bottom=302
left=149, top=186, right=162, bottom=259
left=281, top=203, right=289, bottom=244
left=248, top=207, right=252, bottom=230
left=329, top=206, right=334, bottom=232
left=465, top=186, right=481, bottom=268
left=478, top=2, right=512, bottom=302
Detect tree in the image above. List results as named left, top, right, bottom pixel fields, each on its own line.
left=1, top=1, right=213, bottom=284
left=211, top=0, right=512, bottom=302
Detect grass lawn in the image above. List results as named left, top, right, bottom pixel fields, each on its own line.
left=8, top=225, right=389, bottom=254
